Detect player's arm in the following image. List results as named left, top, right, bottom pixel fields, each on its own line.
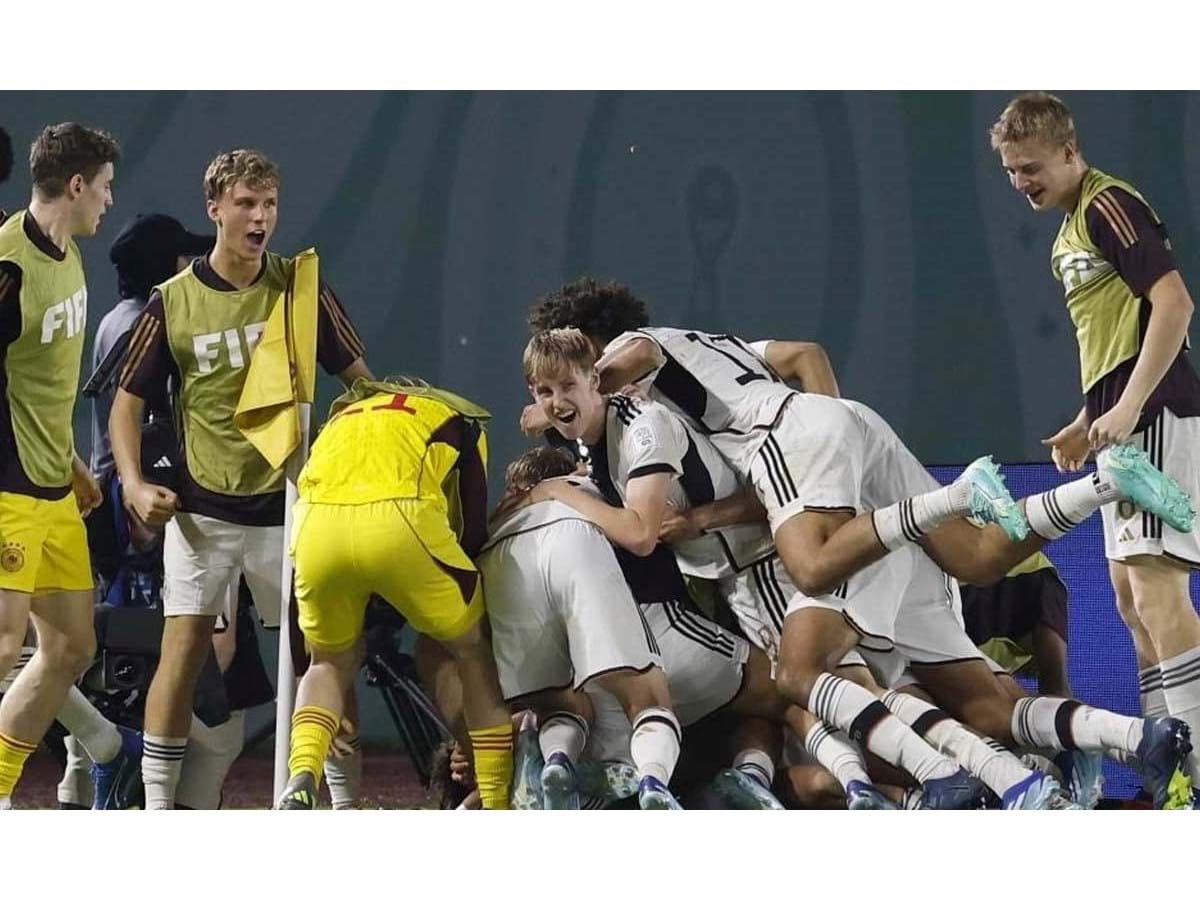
left=317, top=281, right=373, bottom=386
left=755, top=340, right=840, bottom=397
left=595, top=334, right=663, bottom=394
left=455, top=422, right=489, bottom=557
left=659, top=488, right=767, bottom=544
left=530, top=471, right=673, bottom=557
left=110, top=294, right=179, bottom=526
left=1084, top=188, right=1190, bottom=448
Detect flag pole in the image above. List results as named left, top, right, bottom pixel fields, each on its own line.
left=273, top=400, right=311, bottom=800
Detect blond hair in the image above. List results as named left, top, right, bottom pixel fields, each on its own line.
left=989, top=92, right=1077, bottom=151
left=204, top=148, right=280, bottom=202
left=522, top=327, right=596, bottom=384
left=504, top=447, right=577, bottom=493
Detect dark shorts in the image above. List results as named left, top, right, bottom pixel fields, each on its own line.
left=960, top=568, right=1069, bottom=647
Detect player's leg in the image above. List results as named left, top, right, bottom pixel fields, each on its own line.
left=1126, top=554, right=1200, bottom=794
left=589, top=664, right=683, bottom=809
left=0, top=592, right=34, bottom=809
left=1110, top=561, right=1163, bottom=718
left=774, top=606, right=979, bottom=808
left=323, top=685, right=362, bottom=810
left=0, top=589, right=95, bottom=807
left=141, top=614, right=217, bottom=808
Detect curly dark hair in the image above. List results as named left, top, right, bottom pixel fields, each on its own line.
left=527, top=276, right=650, bottom=346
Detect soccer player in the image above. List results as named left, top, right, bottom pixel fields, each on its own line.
left=991, top=91, right=1200, bottom=801
left=482, top=446, right=694, bottom=809
left=519, top=331, right=999, bottom=808
left=275, top=377, right=513, bottom=810
left=0, top=123, right=121, bottom=809
left=528, top=281, right=1195, bottom=808
left=110, top=149, right=372, bottom=809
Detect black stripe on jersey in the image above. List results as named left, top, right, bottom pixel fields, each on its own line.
left=663, top=601, right=737, bottom=659
left=609, top=394, right=641, bottom=427
left=635, top=602, right=661, bottom=656
left=629, top=463, right=677, bottom=480
left=654, top=351, right=712, bottom=432
left=678, top=434, right=716, bottom=506
left=758, top=436, right=797, bottom=506
left=752, top=560, right=786, bottom=632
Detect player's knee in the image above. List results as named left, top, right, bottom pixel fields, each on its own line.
left=775, top=659, right=819, bottom=708
left=0, top=635, right=24, bottom=677
left=959, top=694, right=1015, bottom=743
left=1112, top=586, right=1141, bottom=629
left=43, top=630, right=96, bottom=679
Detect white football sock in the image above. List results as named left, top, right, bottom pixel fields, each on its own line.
left=1025, top=474, right=1118, bottom=541
left=872, top=481, right=971, bottom=551
left=802, top=720, right=870, bottom=790
left=1011, top=697, right=1143, bottom=755
left=538, top=711, right=589, bottom=764
left=808, top=673, right=958, bottom=783
left=1160, top=646, right=1200, bottom=781
left=883, top=690, right=1031, bottom=797
left=629, top=707, right=681, bottom=784
left=55, top=687, right=121, bottom=765
left=142, top=734, right=188, bottom=810
left=733, top=748, right=775, bottom=790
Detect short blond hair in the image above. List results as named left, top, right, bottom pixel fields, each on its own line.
left=204, top=148, right=280, bottom=203
left=523, top=327, right=596, bottom=384
left=989, top=92, right=1076, bottom=151
left=504, top=447, right=577, bottom=493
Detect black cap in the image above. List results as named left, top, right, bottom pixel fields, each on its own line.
left=109, top=213, right=214, bottom=300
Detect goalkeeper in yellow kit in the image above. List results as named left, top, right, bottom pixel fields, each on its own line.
left=276, top=377, right=513, bottom=809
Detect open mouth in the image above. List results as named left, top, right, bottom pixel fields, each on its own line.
left=247, top=230, right=266, bottom=248
left=1027, top=189, right=1045, bottom=204
left=555, top=409, right=578, bottom=426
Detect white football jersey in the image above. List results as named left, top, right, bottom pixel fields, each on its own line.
left=589, top=393, right=774, bottom=579
left=604, top=327, right=797, bottom=443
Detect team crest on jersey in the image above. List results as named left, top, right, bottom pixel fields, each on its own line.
left=632, top=424, right=656, bottom=449
left=1, top=542, right=25, bottom=573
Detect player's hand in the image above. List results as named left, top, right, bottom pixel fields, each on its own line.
left=1041, top=419, right=1091, bottom=472
left=526, top=480, right=564, bottom=506
left=125, top=480, right=179, bottom=527
left=659, top=503, right=702, bottom=543
left=71, top=466, right=102, bottom=517
left=519, top=403, right=552, bottom=438
left=1087, top=401, right=1140, bottom=451
left=449, top=741, right=476, bottom=787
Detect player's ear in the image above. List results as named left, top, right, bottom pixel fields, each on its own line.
left=1063, top=140, right=1078, bottom=164
left=68, top=172, right=84, bottom=198
left=206, top=197, right=221, bottom=226
left=589, top=367, right=600, bottom=390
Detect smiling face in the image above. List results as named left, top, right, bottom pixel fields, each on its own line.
left=999, top=138, right=1084, bottom=213
left=529, top=362, right=605, bottom=444
left=208, top=179, right=278, bottom=265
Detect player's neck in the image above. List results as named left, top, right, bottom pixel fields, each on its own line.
left=581, top=406, right=605, bottom=445
left=1057, top=162, right=1089, bottom=214
left=26, top=197, right=76, bottom=251
left=209, top=241, right=264, bottom=290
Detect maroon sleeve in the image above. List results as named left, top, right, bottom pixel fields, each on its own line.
left=456, top=421, right=489, bottom=558
left=1085, top=187, right=1178, bottom=297
left=0, top=262, right=21, bottom=346
left=0, top=261, right=20, bottom=307
left=316, top=279, right=366, bottom=375
left=118, top=292, right=174, bottom=399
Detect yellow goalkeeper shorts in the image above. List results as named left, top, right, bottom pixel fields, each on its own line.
left=291, top=498, right=484, bottom=652
left=0, top=491, right=93, bottom=594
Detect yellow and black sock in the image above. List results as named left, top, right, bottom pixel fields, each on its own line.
left=469, top=723, right=515, bottom=810
left=0, top=731, right=38, bottom=801
left=288, top=706, right=340, bottom=787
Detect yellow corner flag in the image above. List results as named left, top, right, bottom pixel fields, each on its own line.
left=234, top=248, right=320, bottom=469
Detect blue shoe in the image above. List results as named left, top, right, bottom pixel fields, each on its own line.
left=1101, top=444, right=1195, bottom=533
left=1135, top=717, right=1193, bottom=810
left=90, top=725, right=144, bottom=810
left=540, top=751, right=580, bottom=810
left=957, top=456, right=1029, bottom=541
left=575, top=760, right=640, bottom=802
left=846, top=779, right=899, bottom=810
left=511, top=729, right=545, bottom=810
left=1001, top=771, right=1076, bottom=810
left=921, top=768, right=989, bottom=810
left=1056, top=749, right=1105, bottom=809
left=637, top=775, right=682, bottom=810
left=711, top=768, right=785, bottom=810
